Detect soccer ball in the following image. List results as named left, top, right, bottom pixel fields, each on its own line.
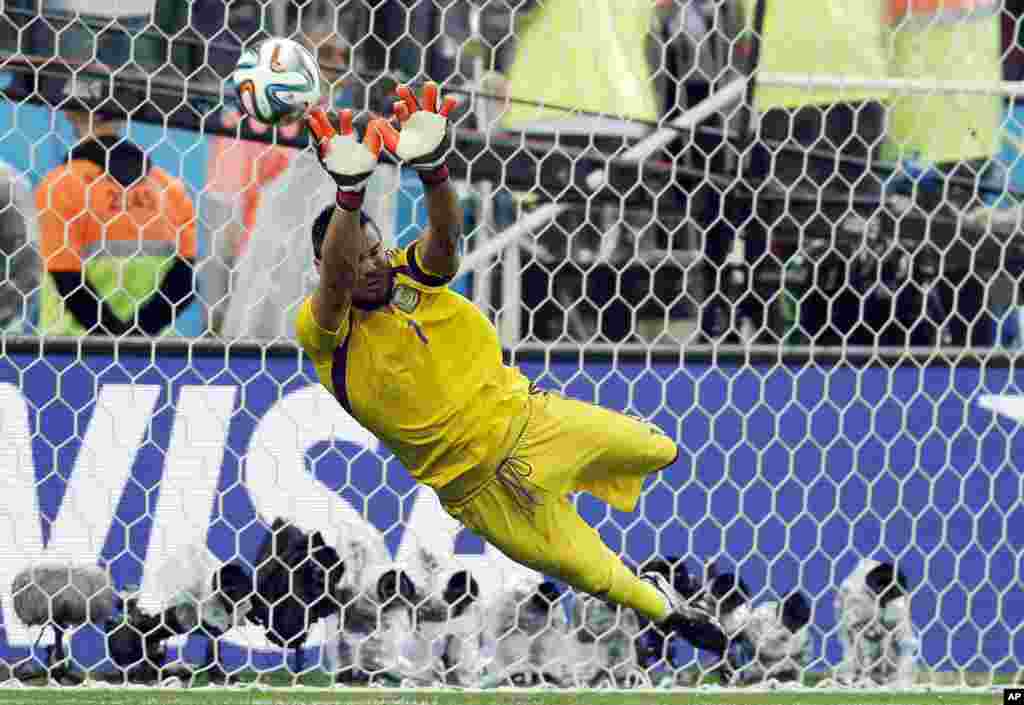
left=231, top=38, right=322, bottom=126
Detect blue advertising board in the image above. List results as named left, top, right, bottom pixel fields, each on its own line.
left=0, top=345, right=1020, bottom=673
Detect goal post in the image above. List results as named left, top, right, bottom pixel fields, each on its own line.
left=0, top=0, right=1019, bottom=691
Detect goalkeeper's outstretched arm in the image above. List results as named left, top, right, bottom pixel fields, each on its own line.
left=313, top=208, right=365, bottom=332
left=379, top=82, right=462, bottom=276
left=306, top=107, right=384, bottom=331
left=420, top=178, right=462, bottom=276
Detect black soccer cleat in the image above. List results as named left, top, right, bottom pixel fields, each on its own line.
left=640, top=571, right=715, bottom=624
left=641, top=571, right=730, bottom=653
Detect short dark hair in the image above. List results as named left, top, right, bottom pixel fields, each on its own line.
left=311, top=205, right=379, bottom=261
left=69, top=136, right=149, bottom=188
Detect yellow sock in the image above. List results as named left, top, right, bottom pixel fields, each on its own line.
left=605, top=560, right=671, bottom=622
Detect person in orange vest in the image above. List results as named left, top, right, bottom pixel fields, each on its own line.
left=36, top=126, right=196, bottom=336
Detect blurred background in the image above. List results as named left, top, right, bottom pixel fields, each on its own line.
left=0, top=0, right=1022, bottom=350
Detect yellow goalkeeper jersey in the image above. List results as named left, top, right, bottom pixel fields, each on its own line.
left=295, top=240, right=532, bottom=489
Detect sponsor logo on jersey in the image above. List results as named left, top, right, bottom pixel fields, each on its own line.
left=392, top=284, right=421, bottom=314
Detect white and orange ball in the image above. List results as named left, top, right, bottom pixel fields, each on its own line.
left=231, top=37, right=322, bottom=126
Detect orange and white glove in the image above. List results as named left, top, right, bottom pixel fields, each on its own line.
left=306, top=107, right=388, bottom=211
left=376, top=82, right=458, bottom=188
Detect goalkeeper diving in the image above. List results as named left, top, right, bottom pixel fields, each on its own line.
left=295, top=83, right=707, bottom=635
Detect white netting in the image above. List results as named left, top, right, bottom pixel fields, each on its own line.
left=0, top=0, right=1020, bottom=692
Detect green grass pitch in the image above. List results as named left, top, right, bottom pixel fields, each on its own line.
left=0, top=687, right=1006, bottom=705
left=0, top=669, right=1012, bottom=705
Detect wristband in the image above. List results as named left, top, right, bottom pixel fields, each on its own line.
left=336, top=189, right=365, bottom=211
left=418, top=164, right=449, bottom=188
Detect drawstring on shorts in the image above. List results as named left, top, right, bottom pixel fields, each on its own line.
left=495, top=456, right=540, bottom=517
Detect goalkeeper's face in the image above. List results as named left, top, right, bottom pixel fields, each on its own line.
left=349, top=226, right=393, bottom=310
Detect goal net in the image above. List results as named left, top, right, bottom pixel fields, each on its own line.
left=0, top=0, right=1019, bottom=691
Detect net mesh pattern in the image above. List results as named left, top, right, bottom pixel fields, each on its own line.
left=0, top=0, right=1019, bottom=690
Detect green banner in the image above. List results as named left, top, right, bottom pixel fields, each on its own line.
left=500, top=0, right=659, bottom=128
left=886, top=11, right=1002, bottom=163
left=742, top=0, right=891, bottom=110
left=744, top=0, right=1002, bottom=164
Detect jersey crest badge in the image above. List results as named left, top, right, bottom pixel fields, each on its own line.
left=391, top=284, right=421, bottom=314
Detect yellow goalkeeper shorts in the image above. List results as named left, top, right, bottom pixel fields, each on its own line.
left=435, top=389, right=678, bottom=599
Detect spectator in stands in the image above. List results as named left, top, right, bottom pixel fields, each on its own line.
left=35, top=125, right=196, bottom=336
left=0, top=160, right=40, bottom=333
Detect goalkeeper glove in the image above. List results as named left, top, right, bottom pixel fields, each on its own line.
left=376, top=82, right=458, bottom=187
left=306, top=107, right=387, bottom=211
